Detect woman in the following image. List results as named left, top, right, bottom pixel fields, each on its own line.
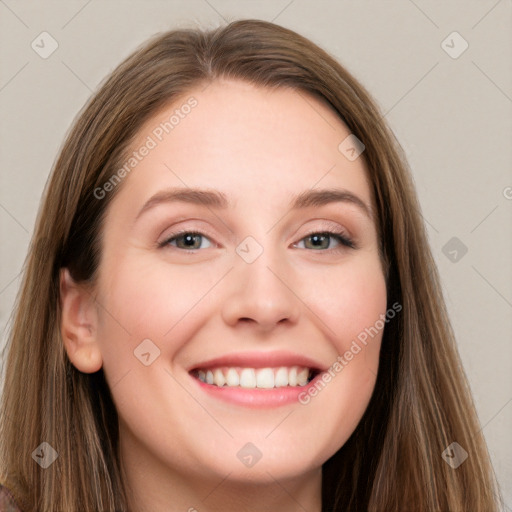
left=0, top=19, right=502, bottom=511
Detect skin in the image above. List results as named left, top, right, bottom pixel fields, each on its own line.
left=60, top=79, right=387, bottom=512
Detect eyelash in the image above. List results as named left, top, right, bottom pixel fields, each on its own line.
left=158, top=227, right=356, bottom=253
left=299, top=228, right=356, bottom=252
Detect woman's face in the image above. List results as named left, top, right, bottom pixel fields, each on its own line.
left=92, top=79, right=387, bottom=485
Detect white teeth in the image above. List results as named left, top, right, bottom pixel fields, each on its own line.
left=226, top=368, right=240, bottom=387
left=274, top=367, right=288, bottom=387
left=288, top=367, right=298, bottom=386
left=213, top=368, right=225, bottom=387
left=297, top=367, right=309, bottom=386
left=240, top=368, right=257, bottom=388
left=195, top=365, right=314, bottom=388
left=256, top=368, right=274, bottom=389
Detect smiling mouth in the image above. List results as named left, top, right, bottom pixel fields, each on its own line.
left=190, top=366, right=320, bottom=389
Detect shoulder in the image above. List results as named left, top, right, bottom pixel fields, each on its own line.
left=0, top=484, right=23, bottom=512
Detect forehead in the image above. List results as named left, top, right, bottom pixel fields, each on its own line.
left=110, top=79, right=373, bottom=217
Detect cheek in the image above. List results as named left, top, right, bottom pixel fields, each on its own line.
left=310, top=255, right=388, bottom=353
left=298, top=256, right=387, bottom=440
left=94, top=252, right=225, bottom=371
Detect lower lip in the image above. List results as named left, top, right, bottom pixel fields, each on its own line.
left=190, top=372, right=323, bottom=408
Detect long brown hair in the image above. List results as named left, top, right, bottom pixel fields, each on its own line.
left=0, top=19, right=502, bottom=511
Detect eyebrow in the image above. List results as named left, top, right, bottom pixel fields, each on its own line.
left=136, top=188, right=229, bottom=220
left=291, top=188, right=373, bottom=221
left=135, top=187, right=373, bottom=221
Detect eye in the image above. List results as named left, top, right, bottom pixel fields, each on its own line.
left=159, top=230, right=213, bottom=250
left=158, top=228, right=356, bottom=253
left=294, top=230, right=355, bottom=252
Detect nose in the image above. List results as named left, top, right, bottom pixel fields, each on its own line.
left=221, top=245, right=301, bottom=333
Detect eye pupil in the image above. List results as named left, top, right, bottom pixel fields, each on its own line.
left=307, top=233, right=329, bottom=249
left=180, top=234, right=201, bottom=249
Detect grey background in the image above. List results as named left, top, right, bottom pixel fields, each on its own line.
left=1, top=0, right=511, bottom=504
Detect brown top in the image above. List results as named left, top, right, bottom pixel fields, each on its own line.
left=0, top=485, right=22, bottom=512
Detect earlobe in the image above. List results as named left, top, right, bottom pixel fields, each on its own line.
left=59, top=268, right=103, bottom=373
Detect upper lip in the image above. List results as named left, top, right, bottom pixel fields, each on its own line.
left=188, top=350, right=327, bottom=372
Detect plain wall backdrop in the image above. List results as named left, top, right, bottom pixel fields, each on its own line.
left=0, top=0, right=511, bottom=504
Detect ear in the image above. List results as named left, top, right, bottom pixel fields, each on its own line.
left=59, top=268, right=103, bottom=373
